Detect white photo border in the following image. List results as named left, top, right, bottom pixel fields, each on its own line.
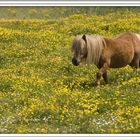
left=1, top=134, right=140, bottom=139
left=0, top=1, right=140, bottom=6
left=0, top=1, right=140, bottom=140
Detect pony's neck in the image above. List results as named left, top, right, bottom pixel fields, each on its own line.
left=104, top=37, right=114, bottom=47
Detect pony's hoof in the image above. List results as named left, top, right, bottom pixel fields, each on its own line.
left=94, top=81, right=100, bottom=86
left=105, top=81, right=108, bottom=84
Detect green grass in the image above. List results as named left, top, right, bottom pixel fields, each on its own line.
left=0, top=12, right=140, bottom=133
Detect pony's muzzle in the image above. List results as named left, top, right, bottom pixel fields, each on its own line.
left=72, top=57, right=80, bottom=66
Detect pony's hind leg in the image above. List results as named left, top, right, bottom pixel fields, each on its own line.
left=129, top=55, right=140, bottom=68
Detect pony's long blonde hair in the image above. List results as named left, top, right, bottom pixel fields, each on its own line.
left=85, top=35, right=106, bottom=65
left=72, top=35, right=106, bottom=66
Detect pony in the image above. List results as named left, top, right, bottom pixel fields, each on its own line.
left=71, top=32, right=140, bottom=85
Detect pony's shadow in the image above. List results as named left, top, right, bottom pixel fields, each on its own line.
left=80, top=81, right=94, bottom=88
left=79, top=80, right=108, bottom=89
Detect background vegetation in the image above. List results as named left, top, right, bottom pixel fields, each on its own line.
left=0, top=7, right=140, bottom=133
left=0, top=7, right=140, bottom=19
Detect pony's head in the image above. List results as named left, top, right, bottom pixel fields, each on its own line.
left=71, top=35, right=87, bottom=66
left=71, top=34, right=106, bottom=66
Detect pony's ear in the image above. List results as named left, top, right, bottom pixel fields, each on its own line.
left=82, top=35, right=87, bottom=42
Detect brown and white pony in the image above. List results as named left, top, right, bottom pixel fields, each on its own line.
left=71, top=32, right=140, bottom=85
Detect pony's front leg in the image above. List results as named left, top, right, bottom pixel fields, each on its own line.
left=95, top=63, right=108, bottom=86
left=103, top=72, right=108, bottom=84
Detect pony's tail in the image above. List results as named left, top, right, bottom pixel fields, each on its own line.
left=135, top=33, right=140, bottom=41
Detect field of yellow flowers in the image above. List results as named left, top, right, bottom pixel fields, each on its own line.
left=1, top=11, right=140, bottom=133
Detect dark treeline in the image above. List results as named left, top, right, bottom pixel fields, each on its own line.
left=0, top=7, right=139, bottom=19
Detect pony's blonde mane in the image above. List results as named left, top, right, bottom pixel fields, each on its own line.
left=84, top=35, right=106, bottom=65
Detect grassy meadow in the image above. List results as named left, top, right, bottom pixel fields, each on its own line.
left=0, top=7, right=140, bottom=133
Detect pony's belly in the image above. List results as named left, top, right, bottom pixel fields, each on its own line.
left=110, top=54, right=133, bottom=68
left=110, top=63, right=128, bottom=68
